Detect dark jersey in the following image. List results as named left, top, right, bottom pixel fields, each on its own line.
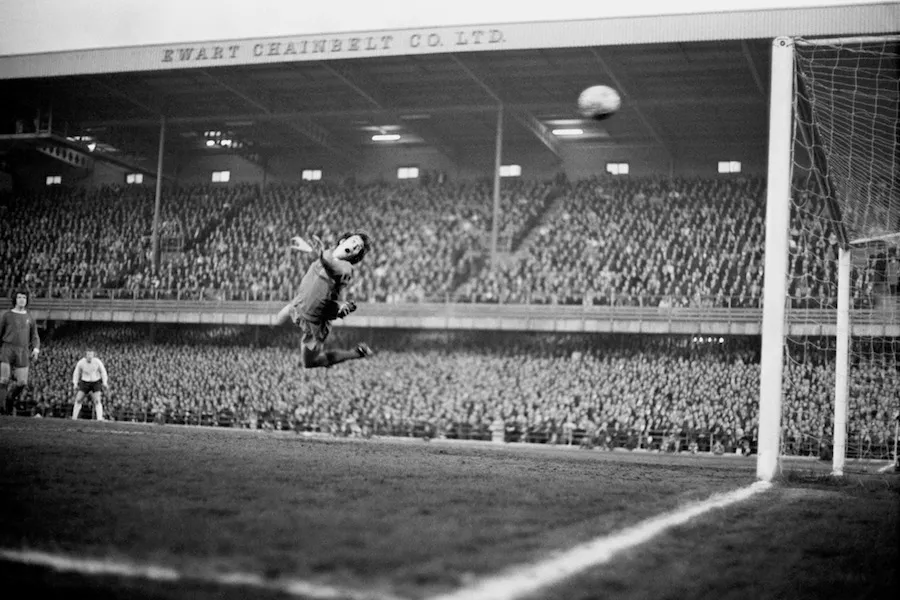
left=291, top=257, right=352, bottom=323
left=0, top=310, right=40, bottom=351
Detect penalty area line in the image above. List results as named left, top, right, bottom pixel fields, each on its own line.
left=0, top=548, right=405, bottom=600
left=428, top=481, right=773, bottom=600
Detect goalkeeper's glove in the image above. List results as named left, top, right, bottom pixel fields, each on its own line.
left=336, top=301, right=357, bottom=319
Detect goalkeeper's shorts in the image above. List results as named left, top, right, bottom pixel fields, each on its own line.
left=294, top=318, right=331, bottom=352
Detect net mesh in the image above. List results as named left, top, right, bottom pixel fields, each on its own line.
left=783, top=36, right=900, bottom=466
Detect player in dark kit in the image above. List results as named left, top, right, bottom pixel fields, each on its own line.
left=0, top=291, right=41, bottom=414
left=275, top=231, right=374, bottom=368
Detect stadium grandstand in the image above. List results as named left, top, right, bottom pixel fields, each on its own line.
left=0, top=2, right=898, bottom=599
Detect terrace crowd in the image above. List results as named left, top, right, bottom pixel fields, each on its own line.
left=3, top=177, right=895, bottom=306
left=18, top=325, right=898, bottom=459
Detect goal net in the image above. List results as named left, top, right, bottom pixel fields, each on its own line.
left=758, top=35, right=900, bottom=480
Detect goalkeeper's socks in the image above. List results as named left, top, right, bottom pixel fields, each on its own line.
left=95, top=402, right=104, bottom=421
left=5, top=387, right=22, bottom=414
left=72, top=402, right=82, bottom=419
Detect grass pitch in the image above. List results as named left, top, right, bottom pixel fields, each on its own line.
left=0, top=417, right=896, bottom=600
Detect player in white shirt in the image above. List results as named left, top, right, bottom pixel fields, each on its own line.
left=72, top=350, right=109, bottom=420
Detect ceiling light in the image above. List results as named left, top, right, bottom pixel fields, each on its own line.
left=552, top=128, right=584, bottom=136
left=205, top=140, right=216, bottom=147
left=372, top=134, right=401, bottom=141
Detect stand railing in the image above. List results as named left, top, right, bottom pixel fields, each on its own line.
left=14, top=406, right=897, bottom=461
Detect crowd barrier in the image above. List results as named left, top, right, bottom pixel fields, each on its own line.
left=15, top=404, right=896, bottom=461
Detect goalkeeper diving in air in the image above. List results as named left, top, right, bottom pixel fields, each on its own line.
left=275, top=231, right=373, bottom=368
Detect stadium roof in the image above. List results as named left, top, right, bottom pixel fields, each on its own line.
left=0, top=1, right=896, bottom=173
left=0, top=40, right=776, bottom=170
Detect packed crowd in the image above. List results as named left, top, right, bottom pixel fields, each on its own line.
left=20, top=325, right=899, bottom=458
left=2, top=177, right=894, bottom=306
left=169, top=179, right=559, bottom=302
left=1, top=186, right=146, bottom=293
left=0, top=183, right=259, bottom=296
left=788, top=191, right=890, bottom=309
left=166, top=180, right=492, bottom=302
left=781, top=337, right=899, bottom=457
left=459, top=176, right=769, bottom=306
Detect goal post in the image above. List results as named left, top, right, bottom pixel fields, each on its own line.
left=757, top=36, right=794, bottom=482
left=758, top=34, right=900, bottom=482
left=833, top=246, right=850, bottom=476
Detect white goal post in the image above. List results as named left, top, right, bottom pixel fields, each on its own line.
left=758, top=34, right=900, bottom=482
left=757, top=36, right=794, bottom=483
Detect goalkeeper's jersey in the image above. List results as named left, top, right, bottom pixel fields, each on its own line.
left=291, top=258, right=352, bottom=323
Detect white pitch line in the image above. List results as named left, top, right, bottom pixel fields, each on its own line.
left=429, top=481, right=773, bottom=600
left=3, top=482, right=774, bottom=600
left=0, top=549, right=405, bottom=600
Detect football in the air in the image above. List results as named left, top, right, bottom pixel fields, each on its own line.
left=577, top=85, right=622, bottom=121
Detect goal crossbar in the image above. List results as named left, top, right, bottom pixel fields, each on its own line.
left=796, top=34, right=900, bottom=46
left=849, top=231, right=900, bottom=247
